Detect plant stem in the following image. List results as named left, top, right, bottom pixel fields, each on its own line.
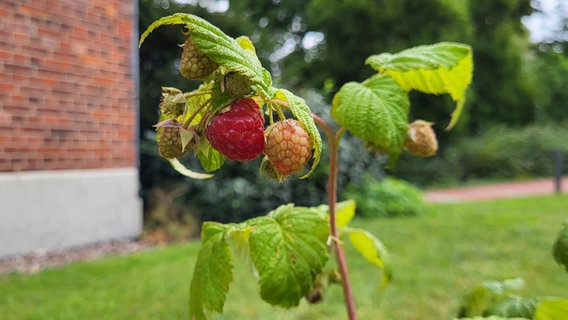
left=313, top=114, right=357, bottom=320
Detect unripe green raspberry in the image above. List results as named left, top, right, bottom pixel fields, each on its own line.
left=264, top=119, right=312, bottom=176
left=157, top=120, right=192, bottom=159
left=159, top=87, right=185, bottom=117
left=223, top=72, right=252, bottom=97
left=179, top=36, right=218, bottom=80
left=404, top=120, right=438, bottom=157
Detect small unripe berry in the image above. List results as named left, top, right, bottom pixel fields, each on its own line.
left=157, top=120, right=192, bottom=159
left=222, top=72, right=252, bottom=98
left=159, top=87, right=185, bottom=117
left=404, top=120, right=438, bottom=157
left=179, top=36, right=218, bottom=80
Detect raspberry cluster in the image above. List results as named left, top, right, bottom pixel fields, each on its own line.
left=153, top=31, right=314, bottom=180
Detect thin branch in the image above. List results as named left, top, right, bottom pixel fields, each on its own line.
left=313, top=114, right=357, bottom=320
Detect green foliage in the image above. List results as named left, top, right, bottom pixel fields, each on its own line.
left=314, top=200, right=392, bottom=288
left=467, top=0, right=535, bottom=131
left=446, top=124, right=568, bottom=181
left=188, top=204, right=330, bottom=318
left=486, top=296, right=538, bottom=318
left=553, top=220, right=568, bottom=272
left=342, top=227, right=392, bottom=288
left=345, top=177, right=425, bottom=218
left=534, top=299, right=568, bottom=320
left=332, top=42, right=472, bottom=160
left=528, top=51, right=568, bottom=124
left=332, top=74, right=410, bottom=160
left=140, top=13, right=270, bottom=93
left=366, top=42, right=473, bottom=129
left=189, top=223, right=233, bottom=319
left=246, top=205, right=329, bottom=307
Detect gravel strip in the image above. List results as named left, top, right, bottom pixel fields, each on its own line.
left=0, top=240, right=154, bottom=274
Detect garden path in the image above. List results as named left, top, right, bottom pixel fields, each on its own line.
left=424, top=176, right=568, bottom=202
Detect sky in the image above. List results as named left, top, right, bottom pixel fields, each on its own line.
left=522, top=0, right=568, bottom=42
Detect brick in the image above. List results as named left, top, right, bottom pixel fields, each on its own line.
left=1, top=0, right=135, bottom=171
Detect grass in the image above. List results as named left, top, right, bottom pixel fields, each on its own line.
left=1, top=195, right=567, bottom=319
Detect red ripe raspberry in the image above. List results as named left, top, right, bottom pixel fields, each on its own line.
left=264, top=119, right=312, bottom=176
left=205, top=98, right=265, bottom=162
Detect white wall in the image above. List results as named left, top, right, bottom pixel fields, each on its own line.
left=0, top=168, right=143, bottom=257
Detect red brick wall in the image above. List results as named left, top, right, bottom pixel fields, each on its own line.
left=0, top=0, right=136, bottom=171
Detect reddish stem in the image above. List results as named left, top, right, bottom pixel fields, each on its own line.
left=312, top=114, right=357, bottom=320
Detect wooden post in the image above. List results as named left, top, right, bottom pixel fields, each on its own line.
left=554, top=149, right=565, bottom=194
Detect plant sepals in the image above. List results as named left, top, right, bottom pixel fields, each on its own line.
left=169, top=158, right=214, bottom=179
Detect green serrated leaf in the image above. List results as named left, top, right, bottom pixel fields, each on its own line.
left=366, top=42, right=473, bottom=130
left=534, top=299, right=568, bottom=320
left=169, top=158, right=214, bottom=180
left=247, top=204, right=329, bottom=307
left=183, top=14, right=271, bottom=94
left=228, top=224, right=253, bottom=261
left=196, top=138, right=225, bottom=172
left=139, top=13, right=188, bottom=47
left=315, top=200, right=356, bottom=228
left=331, top=74, right=409, bottom=160
left=272, top=88, right=322, bottom=178
left=343, top=227, right=392, bottom=288
left=335, top=200, right=356, bottom=227
left=139, top=13, right=271, bottom=95
left=189, top=222, right=234, bottom=319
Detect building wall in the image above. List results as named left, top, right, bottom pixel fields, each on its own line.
left=0, top=0, right=141, bottom=257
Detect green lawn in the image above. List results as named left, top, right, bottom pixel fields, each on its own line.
left=1, top=195, right=567, bottom=320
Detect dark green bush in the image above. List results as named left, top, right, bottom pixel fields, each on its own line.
left=345, top=176, right=425, bottom=218
left=446, top=124, right=568, bottom=181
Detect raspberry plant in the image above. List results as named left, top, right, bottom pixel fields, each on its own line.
left=140, top=13, right=473, bottom=319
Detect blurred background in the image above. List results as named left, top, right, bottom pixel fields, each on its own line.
left=139, top=0, right=568, bottom=241
left=0, top=0, right=567, bottom=253
left=1, top=1, right=567, bottom=319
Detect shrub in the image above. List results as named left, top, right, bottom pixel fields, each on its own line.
left=345, top=176, right=425, bottom=218
left=446, top=124, right=568, bottom=181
